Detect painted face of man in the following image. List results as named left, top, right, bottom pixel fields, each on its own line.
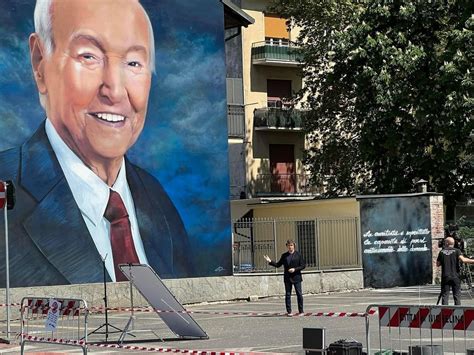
left=31, top=0, right=152, bottom=169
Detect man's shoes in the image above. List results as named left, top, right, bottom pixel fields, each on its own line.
left=286, top=312, right=293, bottom=317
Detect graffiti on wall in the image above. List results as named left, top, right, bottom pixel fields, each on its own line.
left=358, top=195, right=433, bottom=288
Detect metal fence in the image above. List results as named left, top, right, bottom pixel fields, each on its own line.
left=20, top=296, right=89, bottom=354
left=253, top=173, right=318, bottom=196
left=232, top=217, right=361, bottom=273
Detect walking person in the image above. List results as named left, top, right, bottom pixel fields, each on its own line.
left=264, top=240, right=306, bottom=316
left=436, top=236, right=474, bottom=305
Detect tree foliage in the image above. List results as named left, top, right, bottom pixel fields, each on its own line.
left=271, top=0, right=473, bottom=206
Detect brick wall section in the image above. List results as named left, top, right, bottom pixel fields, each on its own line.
left=430, top=195, right=444, bottom=283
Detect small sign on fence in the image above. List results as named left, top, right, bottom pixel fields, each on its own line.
left=45, top=299, right=61, bottom=331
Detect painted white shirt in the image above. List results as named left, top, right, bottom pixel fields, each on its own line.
left=45, top=119, right=148, bottom=281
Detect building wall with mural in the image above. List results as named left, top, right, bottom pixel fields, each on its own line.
left=0, top=0, right=231, bottom=287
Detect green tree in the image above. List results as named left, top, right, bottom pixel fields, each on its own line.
left=272, top=0, right=473, bottom=211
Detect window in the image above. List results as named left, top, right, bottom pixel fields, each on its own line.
left=267, top=79, right=292, bottom=108
left=264, top=14, right=289, bottom=40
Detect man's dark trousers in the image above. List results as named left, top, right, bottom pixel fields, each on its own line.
left=285, top=281, right=303, bottom=313
left=441, top=277, right=461, bottom=305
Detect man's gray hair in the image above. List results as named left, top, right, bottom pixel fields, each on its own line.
left=33, top=0, right=156, bottom=72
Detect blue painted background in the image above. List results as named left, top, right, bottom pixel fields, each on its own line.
left=0, top=0, right=232, bottom=277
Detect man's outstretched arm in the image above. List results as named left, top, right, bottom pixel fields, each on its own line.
left=459, top=255, right=474, bottom=264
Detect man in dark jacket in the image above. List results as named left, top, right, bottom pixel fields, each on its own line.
left=436, top=237, right=474, bottom=305
left=264, top=240, right=306, bottom=316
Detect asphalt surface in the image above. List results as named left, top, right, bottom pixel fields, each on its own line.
left=0, top=284, right=473, bottom=354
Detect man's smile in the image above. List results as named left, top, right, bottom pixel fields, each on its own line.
left=89, top=112, right=127, bottom=124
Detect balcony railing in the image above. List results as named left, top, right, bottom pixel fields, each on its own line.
left=253, top=173, right=320, bottom=196
left=254, top=107, right=306, bottom=130
left=228, top=104, right=245, bottom=138
left=251, top=39, right=302, bottom=66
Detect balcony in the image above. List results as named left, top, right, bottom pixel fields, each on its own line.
left=253, top=173, right=319, bottom=196
left=254, top=107, right=306, bottom=131
left=251, top=39, right=302, bottom=67
left=228, top=104, right=245, bottom=138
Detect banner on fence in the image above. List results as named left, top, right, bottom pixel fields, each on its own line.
left=379, top=306, right=474, bottom=331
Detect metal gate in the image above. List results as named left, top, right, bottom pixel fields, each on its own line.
left=233, top=217, right=361, bottom=272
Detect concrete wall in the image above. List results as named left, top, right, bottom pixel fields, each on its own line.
left=430, top=195, right=445, bottom=283
left=0, top=269, right=363, bottom=312
left=252, top=197, right=359, bottom=219
left=231, top=196, right=359, bottom=221
left=228, top=139, right=247, bottom=199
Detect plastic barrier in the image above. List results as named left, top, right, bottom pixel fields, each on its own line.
left=366, top=304, right=474, bottom=355
left=20, top=297, right=88, bottom=354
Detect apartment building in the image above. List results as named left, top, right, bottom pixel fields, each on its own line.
left=227, top=0, right=313, bottom=201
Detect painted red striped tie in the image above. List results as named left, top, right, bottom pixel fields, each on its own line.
left=104, top=190, right=139, bottom=281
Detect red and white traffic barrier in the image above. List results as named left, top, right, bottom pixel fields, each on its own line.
left=378, top=306, right=474, bottom=330
left=25, top=298, right=82, bottom=316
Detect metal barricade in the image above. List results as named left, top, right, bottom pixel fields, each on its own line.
left=366, top=304, right=474, bottom=355
left=20, top=296, right=88, bottom=354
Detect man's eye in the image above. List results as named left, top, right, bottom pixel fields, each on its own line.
left=79, top=53, right=101, bottom=63
left=128, top=61, right=143, bottom=68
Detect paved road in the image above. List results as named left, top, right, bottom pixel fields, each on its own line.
left=1, top=285, right=473, bottom=354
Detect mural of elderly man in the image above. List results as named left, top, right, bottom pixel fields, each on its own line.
left=0, top=0, right=231, bottom=287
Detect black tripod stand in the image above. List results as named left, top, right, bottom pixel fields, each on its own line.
left=88, top=254, right=123, bottom=342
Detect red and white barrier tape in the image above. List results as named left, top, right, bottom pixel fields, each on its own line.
left=90, top=306, right=376, bottom=318
left=21, top=334, right=275, bottom=354
left=0, top=303, right=21, bottom=307
left=4, top=299, right=376, bottom=318
left=18, top=304, right=376, bottom=318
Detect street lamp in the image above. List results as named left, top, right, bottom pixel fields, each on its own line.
left=415, top=179, right=428, bottom=193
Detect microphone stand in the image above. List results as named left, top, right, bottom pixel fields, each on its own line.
left=88, top=254, right=123, bottom=342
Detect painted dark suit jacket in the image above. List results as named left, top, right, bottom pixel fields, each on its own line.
left=269, top=251, right=306, bottom=284
left=0, top=122, right=193, bottom=287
